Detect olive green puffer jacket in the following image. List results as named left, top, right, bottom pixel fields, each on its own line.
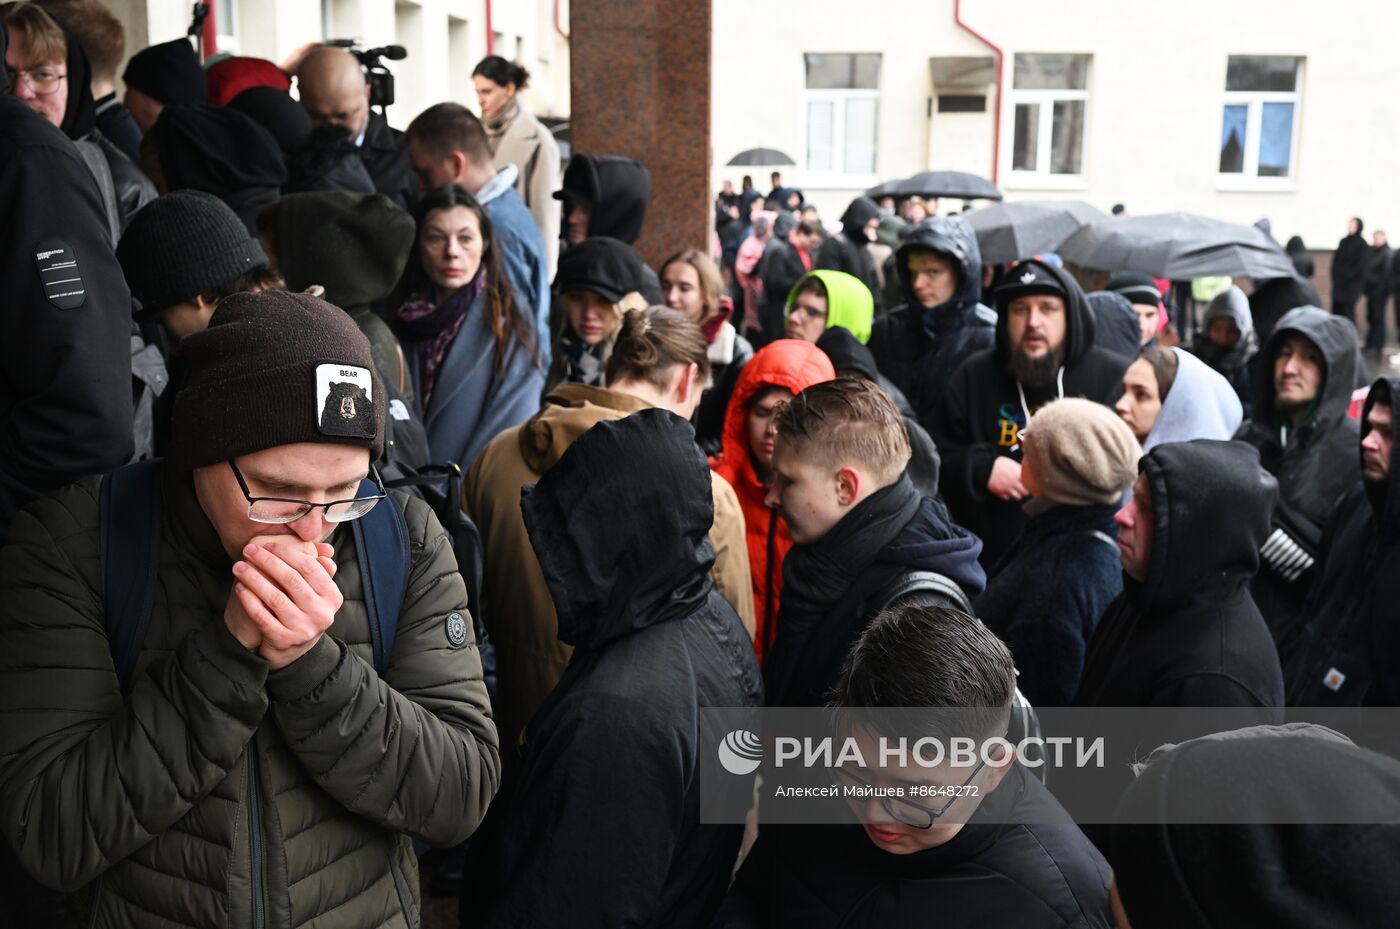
left=0, top=470, right=500, bottom=929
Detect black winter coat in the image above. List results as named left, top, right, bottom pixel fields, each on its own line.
left=1332, top=230, right=1370, bottom=302
left=815, top=197, right=882, bottom=308
left=715, top=765, right=1111, bottom=929
left=360, top=112, right=416, bottom=209
left=930, top=259, right=1128, bottom=570
left=868, top=217, right=998, bottom=431
left=0, top=96, right=134, bottom=545
left=467, top=410, right=762, bottom=929
left=1285, top=377, right=1400, bottom=706
left=1235, top=307, right=1362, bottom=647
left=1075, top=440, right=1285, bottom=710
left=756, top=239, right=807, bottom=344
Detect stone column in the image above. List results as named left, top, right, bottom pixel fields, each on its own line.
left=569, top=0, right=710, bottom=270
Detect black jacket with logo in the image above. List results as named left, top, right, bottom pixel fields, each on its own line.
left=930, top=260, right=1127, bottom=569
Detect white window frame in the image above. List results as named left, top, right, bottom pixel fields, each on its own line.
left=1216, top=63, right=1302, bottom=191
left=216, top=0, right=239, bottom=55
left=1007, top=86, right=1088, bottom=189
left=801, top=53, right=880, bottom=188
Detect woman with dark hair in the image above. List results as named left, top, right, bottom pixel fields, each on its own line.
left=395, top=183, right=543, bottom=470
left=1115, top=344, right=1241, bottom=452
left=473, top=54, right=561, bottom=275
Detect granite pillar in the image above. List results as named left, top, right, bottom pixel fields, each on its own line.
left=569, top=0, right=711, bottom=270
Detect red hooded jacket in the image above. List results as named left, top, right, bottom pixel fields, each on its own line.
left=711, top=339, right=835, bottom=662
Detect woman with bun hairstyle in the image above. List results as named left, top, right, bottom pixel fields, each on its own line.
left=660, top=248, right=754, bottom=454
left=473, top=55, right=562, bottom=277
left=465, top=305, right=756, bottom=755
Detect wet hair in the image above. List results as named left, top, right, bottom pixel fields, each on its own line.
left=35, top=0, right=123, bottom=80
left=604, top=306, right=710, bottom=391
left=773, top=376, right=911, bottom=484
left=2, top=3, right=66, bottom=65
left=833, top=602, right=1014, bottom=745
left=1138, top=345, right=1179, bottom=402
left=658, top=248, right=725, bottom=320
left=405, top=101, right=493, bottom=165
left=399, top=184, right=538, bottom=376
left=472, top=55, right=529, bottom=90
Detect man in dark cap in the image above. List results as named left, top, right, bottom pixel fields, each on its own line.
left=932, top=258, right=1129, bottom=568
left=0, top=290, right=499, bottom=929
left=296, top=45, right=415, bottom=209
left=0, top=17, right=132, bottom=547
left=1105, top=271, right=1163, bottom=347
left=121, top=35, right=205, bottom=133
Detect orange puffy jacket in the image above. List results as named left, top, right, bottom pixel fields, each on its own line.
left=711, top=339, right=835, bottom=662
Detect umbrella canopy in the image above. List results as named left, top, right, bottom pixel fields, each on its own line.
left=895, top=170, right=1002, bottom=201
left=1058, top=212, right=1297, bottom=280
left=865, top=178, right=904, bottom=200
left=966, top=200, right=1106, bottom=264
left=726, top=147, right=796, bottom=166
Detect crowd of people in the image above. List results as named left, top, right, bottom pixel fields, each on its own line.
left=2, top=3, right=1399, bottom=927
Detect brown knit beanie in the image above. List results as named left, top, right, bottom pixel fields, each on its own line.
left=1022, top=398, right=1141, bottom=506
left=170, top=290, right=386, bottom=468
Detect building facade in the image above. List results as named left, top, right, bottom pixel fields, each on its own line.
left=712, top=0, right=1399, bottom=248
left=105, top=0, right=570, bottom=128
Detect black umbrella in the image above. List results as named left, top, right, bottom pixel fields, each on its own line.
left=966, top=200, right=1105, bottom=264
left=726, top=147, right=796, bottom=167
left=865, top=178, right=904, bottom=199
left=895, top=170, right=1002, bottom=201
left=1058, top=212, right=1296, bottom=279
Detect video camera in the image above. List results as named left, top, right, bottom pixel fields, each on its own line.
left=325, top=39, right=408, bottom=115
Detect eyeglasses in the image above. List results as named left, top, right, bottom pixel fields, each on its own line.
left=834, top=758, right=989, bottom=829
left=227, top=459, right=385, bottom=525
left=6, top=66, right=66, bottom=95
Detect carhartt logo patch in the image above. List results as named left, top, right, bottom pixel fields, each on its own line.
left=315, top=363, right=375, bottom=441
left=445, top=611, right=468, bottom=648
left=35, top=240, right=86, bottom=309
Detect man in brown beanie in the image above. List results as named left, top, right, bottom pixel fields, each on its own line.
left=0, top=291, right=499, bottom=929
left=975, top=398, right=1141, bottom=706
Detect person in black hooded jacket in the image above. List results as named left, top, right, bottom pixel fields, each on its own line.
left=762, top=378, right=985, bottom=708
left=815, top=195, right=882, bottom=309
left=1085, top=291, right=1142, bottom=363
left=931, top=259, right=1128, bottom=570
left=1234, top=305, right=1362, bottom=650
left=1284, top=376, right=1400, bottom=707
left=867, top=216, right=997, bottom=431
left=463, top=409, right=762, bottom=929
left=554, top=152, right=663, bottom=302
left=1331, top=216, right=1368, bottom=319
left=1075, top=439, right=1284, bottom=710
left=143, top=103, right=288, bottom=235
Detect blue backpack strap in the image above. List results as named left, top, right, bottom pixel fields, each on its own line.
left=351, top=485, right=411, bottom=675
left=100, top=459, right=164, bottom=691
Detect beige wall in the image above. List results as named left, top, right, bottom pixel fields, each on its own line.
left=713, top=0, right=1399, bottom=248
left=115, top=0, right=569, bottom=129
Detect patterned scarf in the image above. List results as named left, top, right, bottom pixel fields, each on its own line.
left=396, top=269, right=487, bottom=410
left=558, top=331, right=612, bottom=387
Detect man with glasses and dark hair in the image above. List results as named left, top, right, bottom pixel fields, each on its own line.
left=717, top=602, right=1111, bottom=928
left=0, top=290, right=499, bottom=928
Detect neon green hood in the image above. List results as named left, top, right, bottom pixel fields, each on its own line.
left=786, top=269, right=874, bottom=345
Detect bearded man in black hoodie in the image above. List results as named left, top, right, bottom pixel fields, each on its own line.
left=931, top=259, right=1128, bottom=569
left=1284, top=376, right=1400, bottom=707
left=761, top=377, right=985, bottom=708
left=464, top=409, right=761, bottom=929
left=815, top=194, right=882, bottom=309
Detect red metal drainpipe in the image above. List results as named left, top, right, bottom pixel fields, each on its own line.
left=554, top=0, right=569, bottom=40
left=201, top=0, right=219, bottom=59
left=953, top=0, right=1003, bottom=185
left=484, top=0, right=494, bottom=56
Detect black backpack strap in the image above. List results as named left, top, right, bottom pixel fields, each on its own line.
left=876, top=569, right=973, bottom=616
left=352, top=485, right=411, bottom=676
left=100, top=459, right=164, bottom=691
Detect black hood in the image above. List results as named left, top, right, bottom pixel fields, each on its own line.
left=1086, top=291, right=1142, bottom=361
left=815, top=327, right=879, bottom=381
left=521, top=409, right=716, bottom=651
left=557, top=154, right=652, bottom=245
left=55, top=22, right=96, bottom=140
left=894, top=216, right=982, bottom=314
left=1138, top=439, right=1277, bottom=613
left=1252, top=305, right=1359, bottom=429
left=838, top=196, right=880, bottom=240
left=0, top=21, right=8, bottom=92
left=1361, top=377, right=1400, bottom=537
left=992, top=259, right=1097, bottom=366
left=153, top=104, right=288, bottom=197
